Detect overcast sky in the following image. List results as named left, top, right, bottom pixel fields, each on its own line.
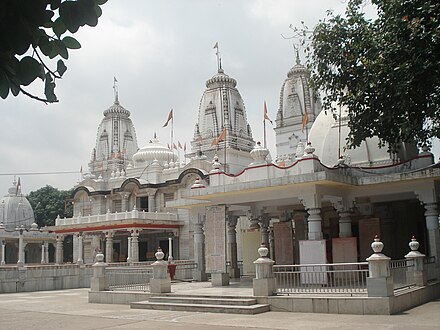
left=2, top=0, right=434, bottom=195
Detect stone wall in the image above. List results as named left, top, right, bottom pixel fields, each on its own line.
left=0, top=265, right=93, bottom=293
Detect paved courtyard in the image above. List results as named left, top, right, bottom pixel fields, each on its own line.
left=0, top=288, right=439, bottom=329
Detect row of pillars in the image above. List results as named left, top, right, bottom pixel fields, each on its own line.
left=55, top=229, right=142, bottom=265
left=0, top=235, right=50, bottom=266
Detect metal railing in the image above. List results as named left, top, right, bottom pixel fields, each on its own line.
left=173, top=260, right=197, bottom=280
left=106, top=266, right=153, bottom=291
left=274, top=262, right=368, bottom=294
left=390, top=259, right=415, bottom=290
left=425, top=256, right=437, bottom=282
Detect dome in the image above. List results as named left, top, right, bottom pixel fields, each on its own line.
left=133, top=136, right=176, bottom=167
left=308, top=105, right=419, bottom=167
left=0, top=180, right=35, bottom=230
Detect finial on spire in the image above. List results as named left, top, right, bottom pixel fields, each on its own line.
left=154, top=132, right=157, bottom=139
left=295, top=47, right=300, bottom=65
left=113, top=76, right=119, bottom=103
left=213, top=42, right=222, bottom=72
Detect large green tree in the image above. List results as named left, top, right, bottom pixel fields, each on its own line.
left=306, top=0, right=440, bottom=151
left=27, top=185, right=73, bottom=227
left=0, top=0, right=106, bottom=103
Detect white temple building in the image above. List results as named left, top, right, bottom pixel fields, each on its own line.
left=46, top=54, right=440, bottom=286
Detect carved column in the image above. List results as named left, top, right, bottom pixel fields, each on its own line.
left=55, top=235, right=64, bottom=264
left=338, top=210, right=353, bottom=238
left=126, top=236, right=132, bottom=263
left=44, top=241, right=49, bottom=264
left=193, top=214, right=207, bottom=281
left=148, top=191, right=156, bottom=212
left=40, top=242, right=45, bottom=264
left=105, top=231, right=114, bottom=263
left=121, top=192, right=130, bottom=212
left=306, top=207, right=323, bottom=240
left=260, top=215, right=270, bottom=246
left=424, top=203, right=440, bottom=260
left=227, top=215, right=240, bottom=278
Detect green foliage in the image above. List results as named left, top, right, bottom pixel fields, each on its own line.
left=306, top=0, right=440, bottom=151
left=27, top=185, right=73, bottom=227
left=0, top=0, right=107, bottom=103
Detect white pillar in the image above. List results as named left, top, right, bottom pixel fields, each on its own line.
left=40, top=242, right=45, bottom=264
left=193, top=215, right=207, bottom=281
left=1, top=241, right=5, bottom=265
left=126, top=237, right=132, bottom=263
left=148, top=192, right=155, bottom=212
left=338, top=210, right=353, bottom=238
left=77, top=234, right=83, bottom=265
left=424, top=203, right=440, bottom=260
left=56, top=235, right=64, bottom=264
left=17, top=229, right=25, bottom=266
left=44, top=242, right=49, bottom=264
left=131, top=230, right=139, bottom=263
left=105, top=231, right=114, bottom=263
left=168, top=236, right=173, bottom=262
left=227, top=215, right=240, bottom=278
left=307, top=207, right=323, bottom=240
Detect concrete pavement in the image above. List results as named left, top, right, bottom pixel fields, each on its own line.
left=0, top=288, right=439, bottom=329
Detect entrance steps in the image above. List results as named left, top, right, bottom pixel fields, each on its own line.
left=130, top=294, right=270, bottom=314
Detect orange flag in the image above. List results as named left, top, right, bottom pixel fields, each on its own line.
left=301, top=111, right=309, bottom=132
left=173, top=143, right=178, bottom=150
left=217, top=127, right=226, bottom=143
left=178, top=141, right=182, bottom=149
left=163, top=109, right=173, bottom=127
left=263, top=101, right=272, bottom=124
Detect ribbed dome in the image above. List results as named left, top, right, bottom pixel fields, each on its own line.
left=205, top=69, right=237, bottom=89
left=103, top=98, right=130, bottom=117
left=0, top=181, right=35, bottom=230
left=287, top=62, right=309, bottom=78
left=308, top=105, right=419, bottom=167
left=133, top=137, right=176, bottom=167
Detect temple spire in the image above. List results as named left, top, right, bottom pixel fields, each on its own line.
left=295, top=48, right=300, bottom=65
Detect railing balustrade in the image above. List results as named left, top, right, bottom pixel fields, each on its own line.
left=274, top=262, right=368, bottom=294
left=390, top=258, right=415, bottom=290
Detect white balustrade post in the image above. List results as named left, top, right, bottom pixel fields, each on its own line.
left=90, top=251, right=108, bottom=292
left=366, top=236, right=393, bottom=297
left=405, top=236, right=427, bottom=286
left=150, top=247, right=171, bottom=293
left=253, top=243, right=276, bottom=296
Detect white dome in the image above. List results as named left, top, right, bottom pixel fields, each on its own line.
left=133, top=137, right=176, bottom=167
left=308, top=106, right=418, bottom=167
left=0, top=181, right=35, bottom=230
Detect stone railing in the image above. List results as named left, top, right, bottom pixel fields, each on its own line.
left=56, top=209, right=178, bottom=226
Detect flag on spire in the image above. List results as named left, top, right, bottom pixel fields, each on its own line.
left=213, top=42, right=218, bottom=49
left=301, top=111, right=309, bottom=132
left=211, top=127, right=227, bottom=146
left=173, top=143, right=178, bottom=150
left=184, top=142, right=187, bottom=151
left=163, top=109, right=173, bottom=127
left=263, top=101, right=273, bottom=124
left=167, top=143, right=171, bottom=150
left=178, top=141, right=182, bottom=149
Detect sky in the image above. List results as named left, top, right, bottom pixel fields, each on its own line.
left=2, top=0, right=434, bottom=195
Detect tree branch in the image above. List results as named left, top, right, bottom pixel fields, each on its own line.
left=19, top=87, right=58, bottom=104
left=33, top=47, right=62, bottom=79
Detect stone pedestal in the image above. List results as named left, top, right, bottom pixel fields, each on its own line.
left=405, top=237, right=427, bottom=287
left=91, top=252, right=108, bottom=291
left=253, top=244, right=276, bottom=296
left=211, top=272, right=230, bottom=286
left=366, top=236, right=393, bottom=297
left=150, top=248, right=171, bottom=294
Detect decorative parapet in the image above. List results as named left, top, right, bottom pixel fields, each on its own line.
left=55, top=211, right=179, bottom=226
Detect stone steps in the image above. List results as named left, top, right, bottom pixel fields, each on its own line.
left=130, top=295, right=270, bottom=314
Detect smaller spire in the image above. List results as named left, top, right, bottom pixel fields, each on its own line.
left=154, top=132, right=157, bottom=139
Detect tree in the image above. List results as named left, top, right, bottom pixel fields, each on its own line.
left=0, top=0, right=107, bottom=103
left=305, top=0, right=440, bottom=151
left=27, top=185, right=73, bottom=227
